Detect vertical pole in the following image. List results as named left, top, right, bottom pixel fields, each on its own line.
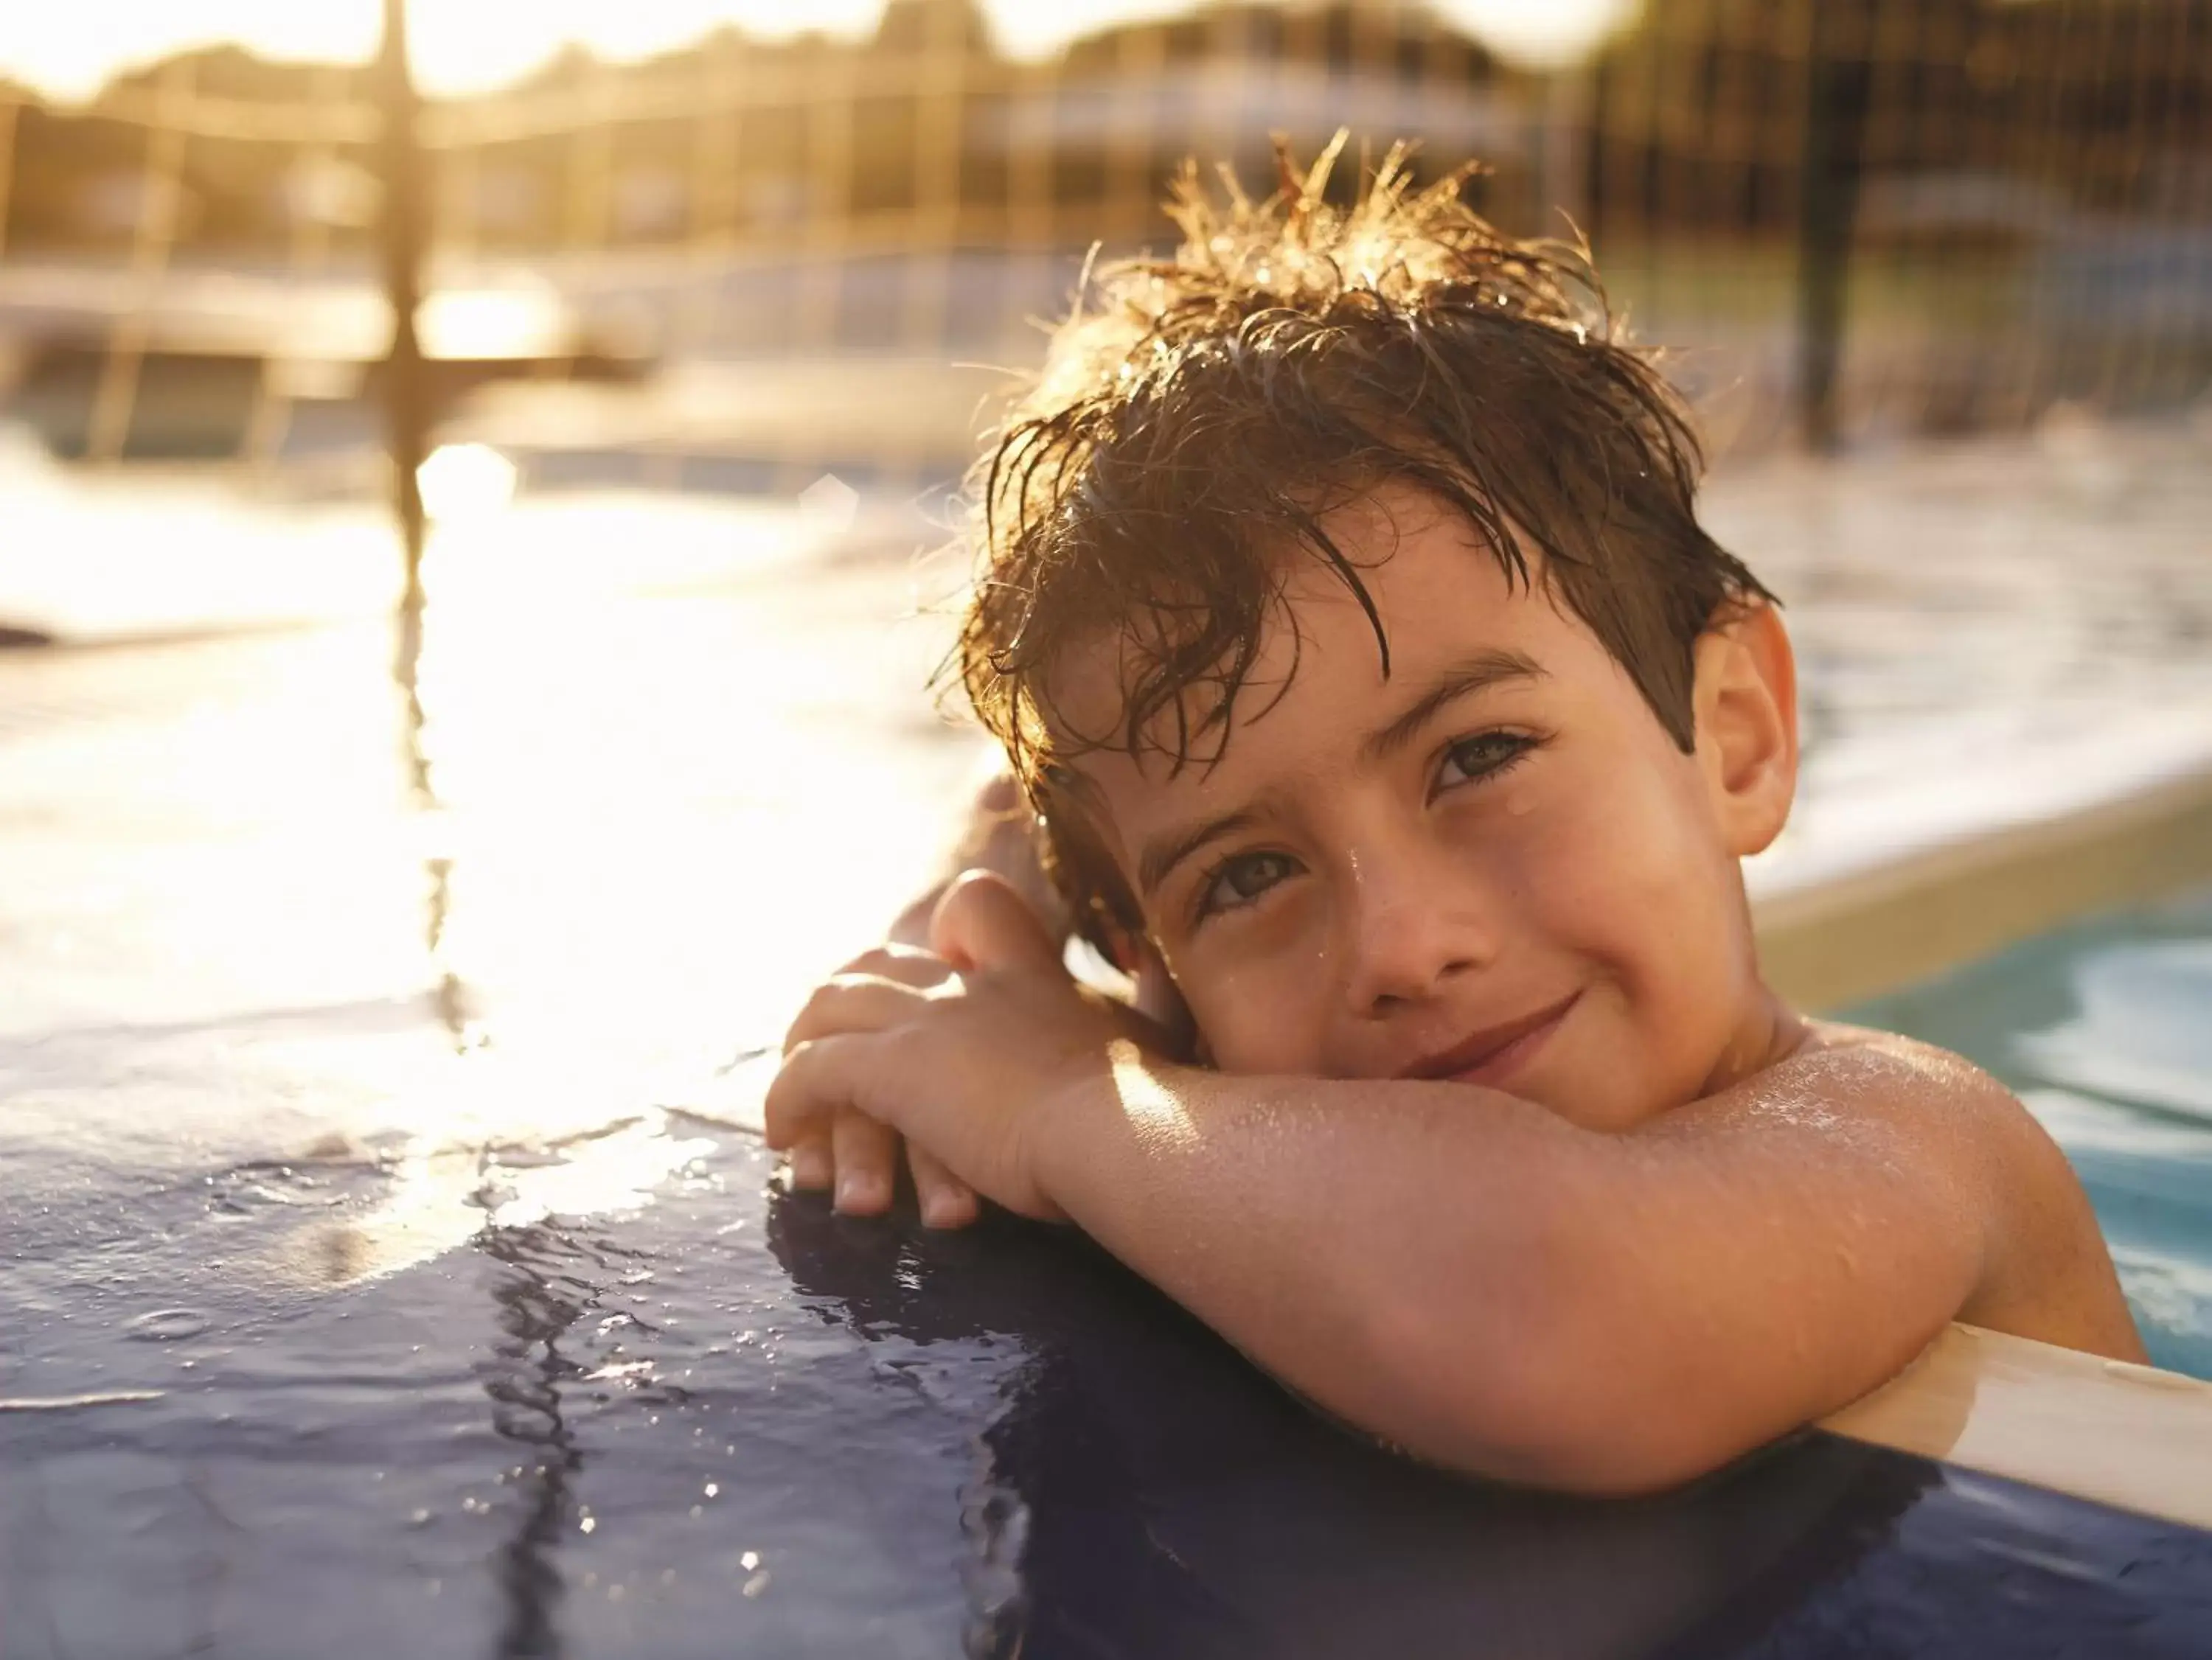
left=1109, top=19, right=1167, bottom=244
left=1796, top=0, right=1871, bottom=452
left=374, top=0, right=431, bottom=618
left=243, top=63, right=348, bottom=477
left=1540, top=61, right=1592, bottom=238
left=792, top=38, right=857, bottom=492
left=88, top=58, right=194, bottom=465
left=374, top=0, right=467, bottom=1045
left=0, top=97, right=19, bottom=264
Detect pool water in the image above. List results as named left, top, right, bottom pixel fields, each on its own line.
left=1846, top=886, right=2212, bottom=1381
left=6, top=437, right=2212, bottom=1654
left=7, top=1078, right=2211, bottom=1658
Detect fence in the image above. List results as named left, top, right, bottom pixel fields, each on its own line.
left=1, top=0, right=2208, bottom=514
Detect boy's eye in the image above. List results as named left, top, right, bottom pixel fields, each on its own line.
left=1436, top=731, right=1536, bottom=793
left=1194, top=850, right=1298, bottom=924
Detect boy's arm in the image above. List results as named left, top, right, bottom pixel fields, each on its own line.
left=771, top=884, right=2143, bottom=1492
left=1031, top=1041, right=2138, bottom=1493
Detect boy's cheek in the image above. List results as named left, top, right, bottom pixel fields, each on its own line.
left=1550, top=849, right=1747, bottom=1111
left=1178, top=974, right=1321, bottom=1077
left=1534, top=747, right=1732, bottom=934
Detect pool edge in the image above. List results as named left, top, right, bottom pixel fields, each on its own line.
left=1752, top=761, right=2212, bottom=1011
left=1818, top=1321, right=2212, bottom=1533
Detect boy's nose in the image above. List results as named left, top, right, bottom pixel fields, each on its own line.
left=1336, top=848, right=1500, bottom=1017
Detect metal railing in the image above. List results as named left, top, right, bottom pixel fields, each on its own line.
left=1, top=0, right=2207, bottom=503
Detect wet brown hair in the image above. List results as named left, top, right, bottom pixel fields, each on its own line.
left=952, top=136, right=1775, bottom=954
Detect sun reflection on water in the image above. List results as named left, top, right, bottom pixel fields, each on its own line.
left=393, top=484, right=973, bottom=1069
left=240, top=456, right=984, bottom=1288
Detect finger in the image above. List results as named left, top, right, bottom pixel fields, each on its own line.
left=786, top=1134, right=832, bottom=1191
left=835, top=943, right=956, bottom=986
left=765, top=1033, right=875, bottom=1148
left=782, top=975, right=928, bottom=1056
left=831, top=1107, right=898, bottom=1216
left=930, top=870, right=1065, bottom=977
left=907, top=1143, right=979, bottom=1230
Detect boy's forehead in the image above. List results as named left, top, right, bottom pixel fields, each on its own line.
left=1043, top=492, right=1596, bottom=817
left=1042, top=484, right=1508, bottom=736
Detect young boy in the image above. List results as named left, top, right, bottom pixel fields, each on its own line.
left=767, top=144, right=2145, bottom=1495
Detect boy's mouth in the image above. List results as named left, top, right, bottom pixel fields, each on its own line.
left=1399, top=991, right=1581, bottom=1089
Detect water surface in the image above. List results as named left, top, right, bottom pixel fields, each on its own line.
left=1851, top=887, right=2212, bottom=1381
left=6, top=430, right=2212, bottom=1654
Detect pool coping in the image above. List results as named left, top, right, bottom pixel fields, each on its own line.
left=1752, top=756, right=2212, bottom=1012
left=1820, top=1322, right=2212, bottom=1532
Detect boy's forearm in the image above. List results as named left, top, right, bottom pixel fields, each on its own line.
left=1026, top=1049, right=1977, bottom=1493
left=1033, top=1050, right=1638, bottom=1485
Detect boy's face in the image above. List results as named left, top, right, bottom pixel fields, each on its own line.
left=1058, top=483, right=1797, bottom=1131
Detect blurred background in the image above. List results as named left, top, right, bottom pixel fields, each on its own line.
left=8, top=0, right=2212, bottom=479
left=1, top=0, right=2209, bottom=1092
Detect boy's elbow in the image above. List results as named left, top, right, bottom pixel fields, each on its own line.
left=1358, top=1279, right=1766, bottom=1497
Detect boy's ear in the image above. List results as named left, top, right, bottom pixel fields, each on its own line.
left=1691, top=603, right=1798, bottom=859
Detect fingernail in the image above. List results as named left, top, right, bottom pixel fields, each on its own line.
left=836, top=1173, right=874, bottom=1210
left=791, top=1147, right=830, bottom=1188
left=927, top=1190, right=975, bottom=1229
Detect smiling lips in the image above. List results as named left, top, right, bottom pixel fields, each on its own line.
left=1400, top=990, right=1582, bottom=1089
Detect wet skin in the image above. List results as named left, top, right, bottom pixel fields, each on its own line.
left=773, top=483, right=2145, bottom=1492
left=1060, top=484, right=1800, bottom=1123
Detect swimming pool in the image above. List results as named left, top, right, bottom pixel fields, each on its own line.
left=6, top=440, right=2211, bottom=1654
left=1847, top=885, right=2212, bottom=1382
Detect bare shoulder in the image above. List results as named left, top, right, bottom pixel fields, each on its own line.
left=1725, top=1016, right=2147, bottom=1361
left=1660, top=1015, right=2026, bottom=1154
left=1774, top=1016, right=2014, bottom=1109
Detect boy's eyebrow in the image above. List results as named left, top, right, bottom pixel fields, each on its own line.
left=1134, top=649, right=1545, bottom=900
left=1137, top=808, right=1264, bottom=901
left=1360, top=649, right=1546, bottom=762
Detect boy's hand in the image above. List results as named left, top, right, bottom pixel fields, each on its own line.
left=770, top=873, right=1148, bottom=1225
left=776, top=938, right=985, bottom=1229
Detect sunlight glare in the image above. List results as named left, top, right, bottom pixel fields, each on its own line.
left=1428, top=0, right=1637, bottom=69
left=4, top=0, right=1630, bottom=102
left=417, top=285, right=569, bottom=361
left=416, top=442, right=518, bottom=523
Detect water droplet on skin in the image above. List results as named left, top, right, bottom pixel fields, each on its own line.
left=126, top=1310, right=209, bottom=1342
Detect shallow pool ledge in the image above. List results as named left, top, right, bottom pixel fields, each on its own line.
left=1752, top=760, right=2212, bottom=1011
left=1820, top=1322, right=2212, bottom=1532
